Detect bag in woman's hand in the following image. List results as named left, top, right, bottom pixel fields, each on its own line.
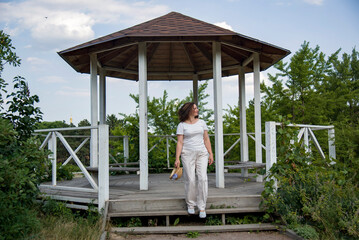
left=169, top=167, right=183, bottom=180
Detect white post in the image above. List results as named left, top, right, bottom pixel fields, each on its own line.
left=48, top=132, right=57, bottom=186
left=98, top=124, right=109, bottom=212
left=90, top=54, right=99, bottom=168
left=99, top=68, right=106, bottom=125
left=213, top=42, right=224, bottom=188
left=138, top=42, right=148, bottom=190
left=328, top=128, right=336, bottom=163
left=265, top=121, right=277, bottom=189
left=303, top=128, right=310, bottom=154
left=123, top=136, right=129, bottom=166
left=239, top=66, right=249, bottom=177
left=253, top=53, right=263, bottom=182
left=193, top=74, right=198, bottom=105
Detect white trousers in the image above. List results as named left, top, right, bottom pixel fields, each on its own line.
left=181, top=149, right=209, bottom=210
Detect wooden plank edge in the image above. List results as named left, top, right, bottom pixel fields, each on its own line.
left=108, top=207, right=263, bottom=218
left=38, top=194, right=98, bottom=204
left=111, top=223, right=279, bottom=234
left=108, top=194, right=262, bottom=202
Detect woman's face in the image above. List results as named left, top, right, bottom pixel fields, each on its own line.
left=191, top=104, right=199, bottom=117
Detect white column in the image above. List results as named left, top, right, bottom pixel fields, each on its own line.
left=99, top=68, right=106, bottom=125
left=253, top=53, right=263, bottom=182
left=49, top=132, right=57, bottom=186
left=90, top=54, right=98, bottom=168
left=98, top=124, right=109, bottom=212
left=193, top=74, right=198, bottom=105
left=138, top=42, right=148, bottom=190
left=239, top=66, right=249, bottom=177
left=328, top=128, right=336, bottom=163
left=213, top=42, right=224, bottom=188
left=265, top=121, right=277, bottom=189
left=303, top=128, right=310, bottom=154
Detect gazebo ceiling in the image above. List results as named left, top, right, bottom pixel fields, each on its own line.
left=58, top=12, right=290, bottom=81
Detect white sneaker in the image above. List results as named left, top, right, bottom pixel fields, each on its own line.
left=188, top=208, right=195, bottom=214
left=199, top=210, right=206, bottom=218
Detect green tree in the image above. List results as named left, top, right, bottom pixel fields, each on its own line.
left=0, top=30, right=48, bottom=239
left=261, top=41, right=338, bottom=124
left=0, top=30, right=21, bottom=109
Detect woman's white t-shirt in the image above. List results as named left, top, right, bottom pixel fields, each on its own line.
left=176, top=119, right=208, bottom=151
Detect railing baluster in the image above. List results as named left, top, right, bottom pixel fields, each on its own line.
left=63, top=137, right=89, bottom=166
left=55, top=131, right=98, bottom=191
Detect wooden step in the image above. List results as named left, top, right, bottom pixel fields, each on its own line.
left=111, top=223, right=278, bottom=234
left=108, top=195, right=262, bottom=218
left=108, top=207, right=262, bottom=218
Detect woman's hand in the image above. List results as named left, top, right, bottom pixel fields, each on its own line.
left=174, top=159, right=181, bottom=168
left=208, top=153, right=214, bottom=166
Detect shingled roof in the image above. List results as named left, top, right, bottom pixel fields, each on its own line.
left=58, top=12, right=290, bottom=81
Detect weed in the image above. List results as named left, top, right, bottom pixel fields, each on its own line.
left=173, top=217, right=180, bottom=226
left=186, top=231, right=200, bottom=238
left=205, top=215, right=222, bottom=225
left=116, top=217, right=142, bottom=227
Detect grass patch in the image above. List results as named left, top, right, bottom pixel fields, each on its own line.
left=36, top=214, right=102, bottom=240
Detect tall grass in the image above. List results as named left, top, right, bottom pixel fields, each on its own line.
left=36, top=214, right=103, bottom=240
left=27, top=199, right=103, bottom=240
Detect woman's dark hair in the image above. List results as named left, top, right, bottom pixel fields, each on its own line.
left=178, top=102, right=195, bottom=122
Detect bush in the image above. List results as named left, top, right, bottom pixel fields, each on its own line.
left=293, top=225, right=319, bottom=240
left=0, top=118, right=49, bottom=239
left=262, top=122, right=359, bottom=239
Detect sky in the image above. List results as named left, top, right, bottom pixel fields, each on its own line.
left=0, top=0, right=358, bottom=125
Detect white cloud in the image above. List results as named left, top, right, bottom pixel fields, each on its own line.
left=37, top=75, right=68, bottom=83
left=214, top=21, right=234, bottom=31
left=0, top=0, right=170, bottom=50
left=56, top=86, right=89, bottom=97
left=303, top=0, right=324, bottom=6
left=26, top=57, right=48, bottom=65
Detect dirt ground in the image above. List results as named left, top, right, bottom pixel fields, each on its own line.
left=109, top=231, right=293, bottom=240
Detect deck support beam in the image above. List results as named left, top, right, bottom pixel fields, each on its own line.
left=139, top=42, right=148, bottom=190
left=253, top=53, right=263, bottom=182
left=213, top=42, right=224, bottom=188
left=239, top=66, right=249, bottom=177
left=90, top=53, right=98, bottom=168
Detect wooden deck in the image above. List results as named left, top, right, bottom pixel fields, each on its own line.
left=39, top=172, right=265, bottom=224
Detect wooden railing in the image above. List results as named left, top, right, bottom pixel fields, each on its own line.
left=35, top=125, right=109, bottom=211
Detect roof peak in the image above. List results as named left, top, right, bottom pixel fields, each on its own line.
left=116, top=11, right=236, bottom=37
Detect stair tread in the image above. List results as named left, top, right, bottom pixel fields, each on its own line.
left=108, top=207, right=262, bottom=217
left=111, top=223, right=277, bottom=234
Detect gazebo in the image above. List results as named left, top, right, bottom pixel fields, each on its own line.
left=58, top=12, right=290, bottom=207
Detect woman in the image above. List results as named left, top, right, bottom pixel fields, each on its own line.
left=175, top=102, right=214, bottom=218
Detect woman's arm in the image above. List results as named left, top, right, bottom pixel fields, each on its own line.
left=175, top=134, right=184, bottom=168
left=203, top=130, right=214, bottom=165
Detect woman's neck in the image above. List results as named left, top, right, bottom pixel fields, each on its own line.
left=186, top=116, right=198, bottom=124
